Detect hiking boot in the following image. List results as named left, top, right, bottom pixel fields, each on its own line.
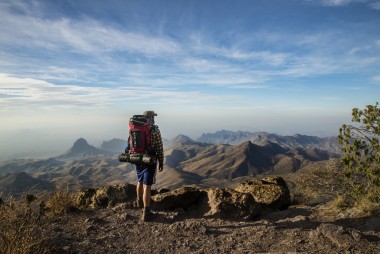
left=133, top=199, right=143, bottom=208
left=141, top=209, right=153, bottom=222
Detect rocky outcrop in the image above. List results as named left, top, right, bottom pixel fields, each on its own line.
left=152, top=187, right=202, bottom=211
left=152, top=186, right=261, bottom=220
left=75, top=183, right=137, bottom=208
left=201, top=188, right=261, bottom=219
left=235, top=176, right=291, bottom=210
left=309, top=224, right=363, bottom=249
left=75, top=184, right=171, bottom=209
left=75, top=177, right=290, bottom=219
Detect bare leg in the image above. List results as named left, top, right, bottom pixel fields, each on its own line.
left=143, top=184, right=152, bottom=208
left=136, top=182, right=143, bottom=200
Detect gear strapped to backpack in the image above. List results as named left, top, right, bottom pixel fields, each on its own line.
left=118, top=115, right=156, bottom=165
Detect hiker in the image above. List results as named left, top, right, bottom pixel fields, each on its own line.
left=125, top=110, right=164, bottom=221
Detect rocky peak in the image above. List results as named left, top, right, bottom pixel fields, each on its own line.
left=58, top=138, right=107, bottom=160
left=171, top=134, right=196, bottom=144
left=71, top=138, right=92, bottom=153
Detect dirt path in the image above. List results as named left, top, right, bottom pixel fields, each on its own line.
left=45, top=204, right=380, bottom=254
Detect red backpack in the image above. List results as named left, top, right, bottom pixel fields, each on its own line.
left=118, top=115, right=156, bottom=164
left=128, top=115, right=153, bottom=154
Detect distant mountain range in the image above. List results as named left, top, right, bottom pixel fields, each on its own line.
left=162, top=136, right=339, bottom=188
left=197, top=130, right=341, bottom=154
left=0, top=131, right=342, bottom=197
left=95, top=130, right=340, bottom=155
left=100, top=138, right=127, bottom=153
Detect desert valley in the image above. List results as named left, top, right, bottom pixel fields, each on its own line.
left=0, top=130, right=341, bottom=197
left=1, top=130, right=379, bottom=253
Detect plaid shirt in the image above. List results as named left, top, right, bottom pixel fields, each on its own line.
left=151, top=125, right=164, bottom=166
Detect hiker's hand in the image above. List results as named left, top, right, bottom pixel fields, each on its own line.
left=158, top=164, right=163, bottom=172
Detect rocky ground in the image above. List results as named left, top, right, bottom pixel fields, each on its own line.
left=44, top=203, right=380, bottom=254
left=2, top=160, right=379, bottom=254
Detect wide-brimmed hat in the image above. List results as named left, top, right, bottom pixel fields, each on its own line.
left=143, top=110, right=157, bottom=118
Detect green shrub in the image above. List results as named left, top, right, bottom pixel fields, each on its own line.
left=339, top=102, right=380, bottom=204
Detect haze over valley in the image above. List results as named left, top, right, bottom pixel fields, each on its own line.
left=0, top=130, right=340, bottom=197
left=1, top=1, right=379, bottom=253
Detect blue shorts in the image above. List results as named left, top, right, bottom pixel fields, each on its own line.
left=135, top=164, right=157, bottom=185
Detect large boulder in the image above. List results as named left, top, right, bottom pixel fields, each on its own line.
left=235, top=176, right=291, bottom=210
left=201, top=188, right=261, bottom=220
left=152, top=186, right=261, bottom=220
left=75, top=183, right=137, bottom=208
left=152, top=186, right=202, bottom=211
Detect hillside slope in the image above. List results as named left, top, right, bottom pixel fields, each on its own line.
left=0, top=137, right=340, bottom=194
left=0, top=172, right=54, bottom=196
left=198, top=130, right=341, bottom=154
left=179, top=141, right=339, bottom=180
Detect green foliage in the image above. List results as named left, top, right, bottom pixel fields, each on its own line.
left=339, top=102, right=380, bottom=202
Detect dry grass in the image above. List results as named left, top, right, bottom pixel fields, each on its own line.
left=354, top=195, right=380, bottom=216
left=316, top=194, right=379, bottom=221
left=0, top=188, right=81, bottom=253
left=332, top=194, right=348, bottom=209
left=291, top=159, right=380, bottom=219
left=291, top=159, right=346, bottom=206
left=45, top=188, right=78, bottom=216
left=0, top=194, right=49, bottom=254
left=291, top=189, right=317, bottom=205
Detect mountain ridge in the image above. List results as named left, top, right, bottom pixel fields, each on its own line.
left=0, top=171, right=54, bottom=196
left=100, top=138, right=127, bottom=153
left=56, top=138, right=111, bottom=160
left=0, top=133, right=341, bottom=196
left=197, top=130, right=340, bottom=154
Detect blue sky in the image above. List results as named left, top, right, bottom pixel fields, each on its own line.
left=0, top=0, right=380, bottom=158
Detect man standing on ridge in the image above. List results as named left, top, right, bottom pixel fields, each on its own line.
left=126, top=110, right=164, bottom=222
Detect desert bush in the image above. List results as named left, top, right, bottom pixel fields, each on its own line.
left=0, top=194, right=48, bottom=254
left=46, top=188, right=78, bottom=216
left=291, top=189, right=314, bottom=205
left=339, top=102, right=380, bottom=205
left=332, top=195, right=348, bottom=209
left=292, top=159, right=346, bottom=206
left=354, top=195, right=380, bottom=215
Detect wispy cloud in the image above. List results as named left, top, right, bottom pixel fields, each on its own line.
left=229, top=85, right=271, bottom=89
left=321, top=96, right=340, bottom=100
left=188, top=38, right=289, bottom=66
left=307, top=0, right=380, bottom=10
left=57, top=18, right=181, bottom=55
left=371, top=75, right=380, bottom=83
left=307, top=0, right=367, bottom=6
left=369, top=1, right=380, bottom=9
left=276, top=54, right=380, bottom=77
left=0, top=73, right=245, bottom=109
left=0, top=0, right=379, bottom=112
left=0, top=3, right=180, bottom=57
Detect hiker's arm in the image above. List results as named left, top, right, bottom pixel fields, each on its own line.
left=125, top=136, right=131, bottom=153
left=154, top=127, right=164, bottom=171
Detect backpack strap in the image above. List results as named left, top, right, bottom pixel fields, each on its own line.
left=147, top=125, right=157, bottom=155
